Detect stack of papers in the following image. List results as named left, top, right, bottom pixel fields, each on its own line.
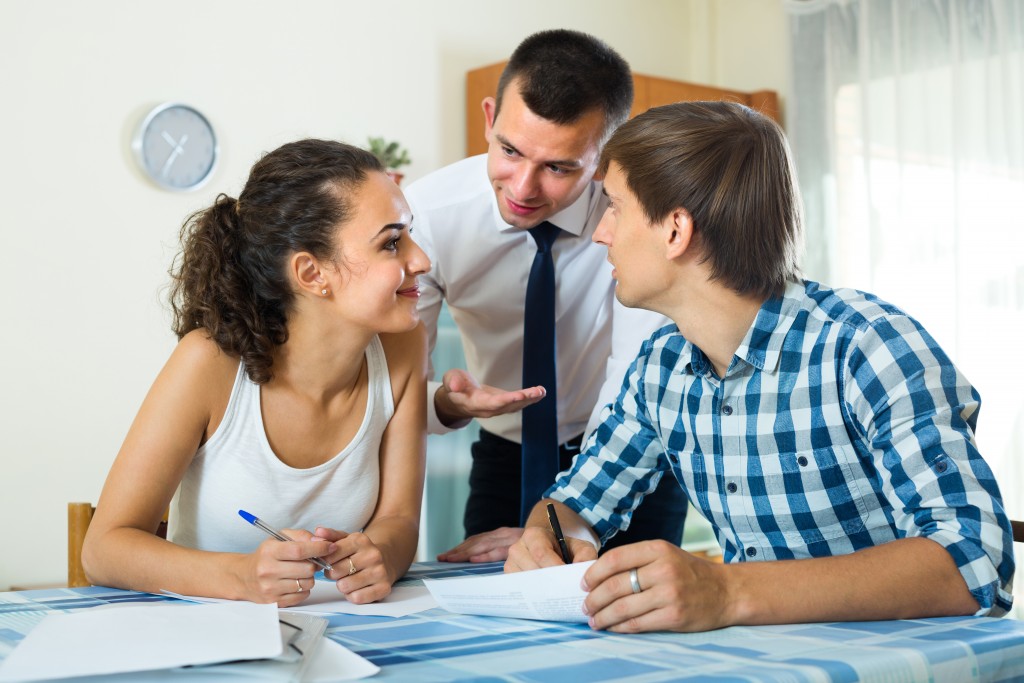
left=0, top=600, right=378, bottom=682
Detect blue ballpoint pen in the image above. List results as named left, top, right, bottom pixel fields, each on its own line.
left=238, top=509, right=333, bottom=572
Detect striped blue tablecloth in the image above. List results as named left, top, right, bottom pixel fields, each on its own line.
left=2, top=562, right=1023, bottom=682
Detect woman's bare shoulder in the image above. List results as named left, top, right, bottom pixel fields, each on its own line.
left=377, top=323, right=428, bottom=376
left=165, top=329, right=239, bottom=390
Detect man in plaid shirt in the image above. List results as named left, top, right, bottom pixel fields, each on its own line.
left=506, top=101, right=1015, bottom=633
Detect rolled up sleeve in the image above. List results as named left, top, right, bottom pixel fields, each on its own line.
left=844, top=315, right=1014, bottom=615
left=546, top=341, right=669, bottom=544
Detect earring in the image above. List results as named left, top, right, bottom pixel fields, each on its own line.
left=321, top=289, right=329, bottom=296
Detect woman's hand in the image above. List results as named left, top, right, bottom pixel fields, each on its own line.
left=317, top=527, right=393, bottom=603
left=237, top=530, right=334, bottom=607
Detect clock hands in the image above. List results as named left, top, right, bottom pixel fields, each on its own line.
left=160, top=132, right=189, bottom=178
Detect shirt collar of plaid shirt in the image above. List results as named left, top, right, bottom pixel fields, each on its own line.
left=677, top=280, right=806, bottom=378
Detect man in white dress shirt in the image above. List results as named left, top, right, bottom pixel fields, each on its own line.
left=404, top=29, right=687, bottom=562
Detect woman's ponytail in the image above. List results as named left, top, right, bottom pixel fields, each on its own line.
left=169, top=193, right=287, bottom=384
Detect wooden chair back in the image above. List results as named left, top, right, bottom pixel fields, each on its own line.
left=67, top=502, right=168, bottom=588
left=1012, top=520, right=1024, bottom=544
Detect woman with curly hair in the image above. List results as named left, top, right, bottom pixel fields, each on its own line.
left=82, top=139, right=430, bottom=606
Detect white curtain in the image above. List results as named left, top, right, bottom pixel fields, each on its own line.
left=787, top=0, right=1024, bottom=530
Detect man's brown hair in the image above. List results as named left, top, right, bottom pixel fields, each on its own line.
left=600, top=101, right=802, bottom=299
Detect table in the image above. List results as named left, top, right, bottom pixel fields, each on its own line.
left=2, top=562, right=1024, bottom=682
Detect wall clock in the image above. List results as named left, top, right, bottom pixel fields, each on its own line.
left=132, top=102, right=218, bottom=191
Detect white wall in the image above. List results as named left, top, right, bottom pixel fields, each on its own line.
left=692, top=0, right=791, bottom=109
left=0, top=0, right=788, bottom=589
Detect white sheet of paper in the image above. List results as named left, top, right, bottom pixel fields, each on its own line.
left=183, top=628, right=377, bottom=682
left=0, top=639, right=377, bottom=683
left=423, top=561, right=595, bottom=623
left=0, top=602, right=281, bottom=682
left=302, top=638, right=380, bottom=681
left=294, top=582, right=437, bottom=617
left=164, top=582, right=437, bottom=618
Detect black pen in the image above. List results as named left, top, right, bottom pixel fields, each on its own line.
left=546, top=503, right=572, bottom=564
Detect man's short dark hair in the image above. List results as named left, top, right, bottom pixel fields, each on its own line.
left=600, top=101, right=803, bottom=300
left=495, top=29, right=633, bottom=141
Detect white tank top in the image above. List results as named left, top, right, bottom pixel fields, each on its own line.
left=168, top=336, right=394, bottom=553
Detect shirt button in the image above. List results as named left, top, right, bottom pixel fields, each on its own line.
left=936, top=460, right=948, bottom=473
left=722, top=404, right=733, bottom=416
left=746, top=547, right=757, bottom=558
left=798, top=456, right=808, bottom=467
left=727, top=482, right=738, bottom=493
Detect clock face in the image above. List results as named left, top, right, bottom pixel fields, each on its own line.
left=133, top=103, right=218, bottom=191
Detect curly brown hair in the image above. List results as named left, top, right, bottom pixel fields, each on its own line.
left=169, top=139, right=383, bottom=383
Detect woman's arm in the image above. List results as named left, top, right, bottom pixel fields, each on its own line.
left=320, top=324, right=428, bottom=603
left=82, top=331, right=333, bottom=606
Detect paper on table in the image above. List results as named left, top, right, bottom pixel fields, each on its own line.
left=164, top=581, right=437, bottom=618
left=296, top=582, right=437, bottom=617
left=177, top=611, right=325, bottom=682
left=0, top=639, right=378, bottom=683
left=185, top=625, right=378, bottom=682
left=423, top=561, right=595, bottom=623
left=0, top=602, right=281, bottom=682
left=301, top=638, right=380, bottom=681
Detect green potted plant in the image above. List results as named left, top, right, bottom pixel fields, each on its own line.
left=367, top=136, right=412, bottom=185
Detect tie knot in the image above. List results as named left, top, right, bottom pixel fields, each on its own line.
left=528, top=222, right=561, bottom=252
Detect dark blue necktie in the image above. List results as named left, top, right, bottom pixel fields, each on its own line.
left=521, top=221, right=561, bottom=524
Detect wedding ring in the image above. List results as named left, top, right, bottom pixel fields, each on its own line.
left=348, top=559, right=357, bottom=576
left=629, top=568, right=642, bottom=594
left=295, top=578, right=303, bottom=593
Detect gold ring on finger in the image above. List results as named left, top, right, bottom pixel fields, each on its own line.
left=348, top=559, right=357, bottom=576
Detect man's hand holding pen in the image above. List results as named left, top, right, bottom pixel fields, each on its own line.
left=505, top=500, right=599, bottom=572
left=505, top=526, right=598, bottom=571
left=505, top=500, right=729, bottom=634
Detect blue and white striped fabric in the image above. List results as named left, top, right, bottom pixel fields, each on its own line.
left=548, top=279, right=1015, bottom=616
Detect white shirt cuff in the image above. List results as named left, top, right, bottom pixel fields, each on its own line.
left=427, top=380, right=466, bottom=435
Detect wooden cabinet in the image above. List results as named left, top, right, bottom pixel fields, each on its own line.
left=466, top=61, right=780, bottom=158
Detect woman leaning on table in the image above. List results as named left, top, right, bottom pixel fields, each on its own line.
left=82, top=139, right=430, bottom=607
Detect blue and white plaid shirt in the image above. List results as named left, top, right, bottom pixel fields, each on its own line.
left=548, top=280, right=1014, bottom=616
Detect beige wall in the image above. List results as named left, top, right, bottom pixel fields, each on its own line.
left=689, top=0, right=791, bottom=100
left=0, top=0, right=788, bottom=589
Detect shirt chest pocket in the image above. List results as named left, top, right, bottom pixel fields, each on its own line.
left=767, top=446, right=868, bottom=544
